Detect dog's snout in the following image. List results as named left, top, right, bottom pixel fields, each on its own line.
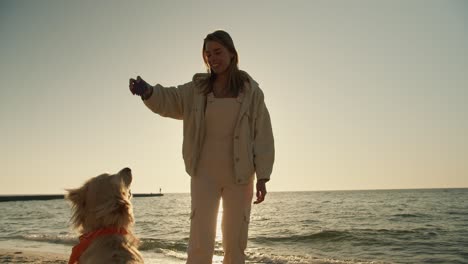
left=122, top=167, right=131, bottom=173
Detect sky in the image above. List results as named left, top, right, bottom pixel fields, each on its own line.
left=1, top=0, right=467, bottom=194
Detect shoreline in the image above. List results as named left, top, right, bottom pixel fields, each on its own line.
left=0, top=248, right=68, bottom=263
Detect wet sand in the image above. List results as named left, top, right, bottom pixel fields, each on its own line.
left=0, top=248, right=68, bottom=263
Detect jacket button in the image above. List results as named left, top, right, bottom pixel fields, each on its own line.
left=237, top=179, right=241, bottom=183
left=235, top=136, right=239, bottom=139
left=235, top=158, right=240, bottom=162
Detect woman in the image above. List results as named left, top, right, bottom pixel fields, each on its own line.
left=129, top=30, right=274, bottom=264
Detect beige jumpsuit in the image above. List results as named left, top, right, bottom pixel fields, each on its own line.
left=187, top=93, right=254, bottom=264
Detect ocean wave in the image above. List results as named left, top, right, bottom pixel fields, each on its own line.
left=390, top=213, right=424, bottom=218
left=251, top=227, right=443, bottom=246
left=251, top=230, right=353, bottom=243
left=15, top=234, right=77, bottom=245
left=139, top=238, right=188, bottom=252
left=245, top=252, right=387, bottom=264
left=15, top=234, right=188, bottom=255
left=446, top=210, right=468, bottom=216
left=354, top=227, right=440, bottom=236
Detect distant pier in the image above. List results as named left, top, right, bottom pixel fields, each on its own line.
left=0, top=193, right=163, bottom=202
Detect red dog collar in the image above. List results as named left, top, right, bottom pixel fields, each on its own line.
left=68, top=227, right=128, bottom=264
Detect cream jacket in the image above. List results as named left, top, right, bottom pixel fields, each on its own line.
left=143, top=72, right=274, bottom=184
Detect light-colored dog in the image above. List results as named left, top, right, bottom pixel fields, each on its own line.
left=66, top=167, right=144, bottom=263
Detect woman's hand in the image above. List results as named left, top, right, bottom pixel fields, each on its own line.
left=254, top=179, right=268, bottom=204
left=129, top=76, right=149, bottom=97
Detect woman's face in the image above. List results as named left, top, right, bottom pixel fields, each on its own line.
left=204, top=41, right=233, bottom=76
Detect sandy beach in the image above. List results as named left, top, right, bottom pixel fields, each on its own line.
left=0, top=248, right=187, bottom=264
left=0, top=248, right=68, bottom=263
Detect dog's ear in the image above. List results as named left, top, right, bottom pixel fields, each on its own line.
left=65, top=187, right=86, bottom=207
left=65, top=186, right=88, bottom=230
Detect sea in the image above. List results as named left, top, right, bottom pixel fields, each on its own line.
left=0, top=189, right=467, bottom=264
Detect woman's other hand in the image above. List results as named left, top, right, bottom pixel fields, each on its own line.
left=129, top=76, right=149, bottom=96
left=254, top=180, right=268, bottom=204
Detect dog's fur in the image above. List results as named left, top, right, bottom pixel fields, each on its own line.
left=66, top=167, right=144, bottom=263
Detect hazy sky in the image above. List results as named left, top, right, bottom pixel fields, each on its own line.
left=1, top=0, right=467, bottom=194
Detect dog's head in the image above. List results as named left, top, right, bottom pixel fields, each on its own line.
left=66, top=167, right=134, bottom=233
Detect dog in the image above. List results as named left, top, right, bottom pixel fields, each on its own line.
left=66, top=167, right=144, bottom=263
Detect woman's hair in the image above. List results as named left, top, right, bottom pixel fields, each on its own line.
left=200, top=30, right=248, bottom=96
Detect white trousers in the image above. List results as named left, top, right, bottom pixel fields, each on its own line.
left=186, top=174, right=253, bottom=264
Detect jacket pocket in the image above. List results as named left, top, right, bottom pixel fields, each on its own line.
left=248, top=140, right=254, bottom=164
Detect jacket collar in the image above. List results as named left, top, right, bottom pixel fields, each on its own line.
left=206, top=92, right=244, bottom=103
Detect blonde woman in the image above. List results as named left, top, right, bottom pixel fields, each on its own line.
left=130, top=30, right=274, bottom=264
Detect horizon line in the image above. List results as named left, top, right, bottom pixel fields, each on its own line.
left=1, top=186, right=467, bottom=196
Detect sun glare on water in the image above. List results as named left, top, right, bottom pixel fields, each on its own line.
left=215, top=200, right=223, bottom=243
